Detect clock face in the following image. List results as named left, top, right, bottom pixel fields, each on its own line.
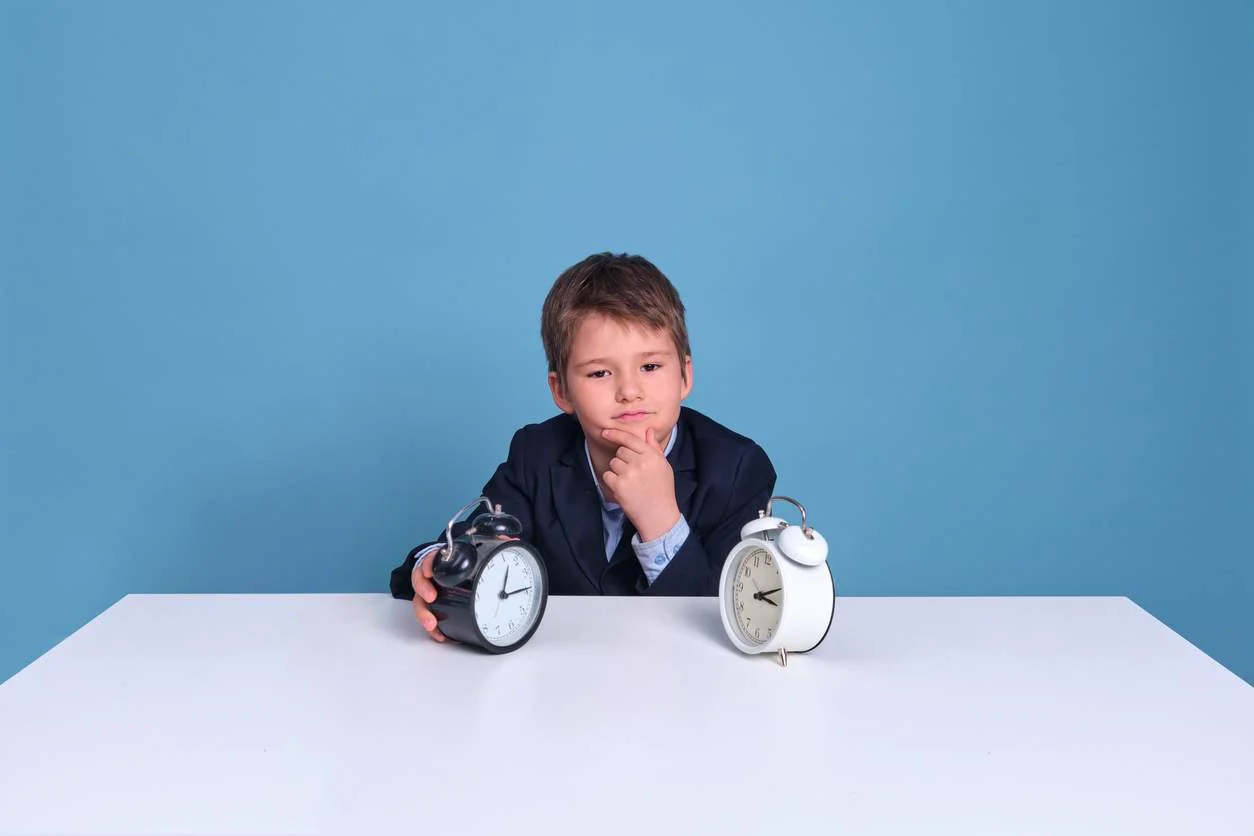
left=473, top=544, right=546, bottom=648
left=727, top=545, right=784, bottom=645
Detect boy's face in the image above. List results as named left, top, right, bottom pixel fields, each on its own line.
left=548, top=313, right=693, bottom=454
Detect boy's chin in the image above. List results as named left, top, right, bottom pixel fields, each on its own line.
left=609, top=421, right=674, bottom=449
left=578, top=412, right=676, bottom=447
left=587, top=421, right=648, bottom=441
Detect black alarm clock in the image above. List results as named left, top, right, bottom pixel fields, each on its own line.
left=427, top=496, right=550, bottom=654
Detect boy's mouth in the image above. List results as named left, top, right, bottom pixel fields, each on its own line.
left=613, top=410, right=652, bottom=421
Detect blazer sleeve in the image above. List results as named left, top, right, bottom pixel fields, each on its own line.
left=640, top=442, right=777, bottom=597
left=388, top=427, right=538, bottom=600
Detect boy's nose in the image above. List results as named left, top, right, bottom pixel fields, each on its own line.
left=616, top=375, right=643, bottom=400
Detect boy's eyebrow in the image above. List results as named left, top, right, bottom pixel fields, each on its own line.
left=573, top=350, right=671, bottom=368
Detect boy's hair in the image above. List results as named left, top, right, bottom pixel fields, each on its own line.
left=541, top=252, right=691, bottom=386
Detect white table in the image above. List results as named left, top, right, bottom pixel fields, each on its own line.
left=1, top=594, right=1250, bottom=835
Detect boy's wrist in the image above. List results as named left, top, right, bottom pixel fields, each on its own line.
left=632, top=513, right=690, bottom=585
left=635, top=503, right=681, bottom=543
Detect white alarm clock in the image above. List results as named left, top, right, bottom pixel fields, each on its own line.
left=718, top=495, right=835, bottom=667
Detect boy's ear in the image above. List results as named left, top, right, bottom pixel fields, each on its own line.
left=548, top=371, right=575, bottom=414
left=680, top=355, right=694, bottom=400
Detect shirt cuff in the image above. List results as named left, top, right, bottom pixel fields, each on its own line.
left=632, top=515, right=690, bottom=584
left=413, top=543, right=442, bottom=569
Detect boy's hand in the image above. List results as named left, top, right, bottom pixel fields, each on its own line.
left=410, top=551, right=446, bottom=642
left=601, top=427, right=680, bottom=543
left=410, top=535, right=518, bottom=644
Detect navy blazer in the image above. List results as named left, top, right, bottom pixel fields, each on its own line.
left=389, top=406, right=777, bottom=598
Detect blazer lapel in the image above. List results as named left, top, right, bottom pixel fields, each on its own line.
left=671, top=411, right=698, bottom=519
left=549, top=434, right=608, bottom=592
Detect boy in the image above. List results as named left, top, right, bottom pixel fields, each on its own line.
left=389, top=252, right=777, bottom=642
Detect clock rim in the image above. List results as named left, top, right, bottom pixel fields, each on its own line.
left=468, top=540, right=550, bottom=654
left=797, top=562, right=837, bottom=654
left=719, top=540, right=789, bottom=652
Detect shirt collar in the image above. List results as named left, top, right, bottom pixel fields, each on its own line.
left=585, top=424, right=679, bottom=511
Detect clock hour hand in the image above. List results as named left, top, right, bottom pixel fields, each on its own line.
left=753, top=587, right=781, bottom=606
left=505, top=585, right=532, bottom=597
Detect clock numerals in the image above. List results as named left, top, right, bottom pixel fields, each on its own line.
left=474, top=546, right=545, bottom=648
left=730, top=548, right=784, bottom=646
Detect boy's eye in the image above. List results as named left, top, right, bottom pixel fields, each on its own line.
left=587, top=370, right=609, bottom=379
left=642, top=363, right=661, bottom=372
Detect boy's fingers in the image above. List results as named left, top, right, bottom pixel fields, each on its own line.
left=412, top=556, right=438, bottom=603
left=410, top=551, right=447, bottom=642
left=411, top=573, right=432, bottom=602
left=601, top=427, right=650, bottom=453
left=412, top=599, right=440, bottom=631
left=426, top=618, right=446, bottom=641
left=412, top=600, right=447, bottom=641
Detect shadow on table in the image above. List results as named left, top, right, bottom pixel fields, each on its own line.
left=379, top=593, right=431, bottom=643
left=678, top=600, right=744, bottom=657
left=376, top=593, right=495, bottom=656
left=676, top=597, right=881, bottom=667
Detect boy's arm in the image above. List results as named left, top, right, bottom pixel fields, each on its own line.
left=638, top=443, right=777, bottom=597
left=389, top=428, right=535, bottom=600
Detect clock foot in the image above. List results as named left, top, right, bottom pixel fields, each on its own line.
left=778, top=647, right=788, bottom=668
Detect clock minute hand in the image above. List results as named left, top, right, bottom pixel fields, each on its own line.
left=753, top=588, right=781, bottom=606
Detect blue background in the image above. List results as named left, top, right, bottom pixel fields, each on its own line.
left=3, top=0, right=1251, bottom=685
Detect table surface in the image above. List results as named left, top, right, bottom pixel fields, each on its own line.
left=1, top=593, right=1251, bottom=836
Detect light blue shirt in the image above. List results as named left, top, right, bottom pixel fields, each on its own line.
left=584, top=425, right=690, bottom=585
